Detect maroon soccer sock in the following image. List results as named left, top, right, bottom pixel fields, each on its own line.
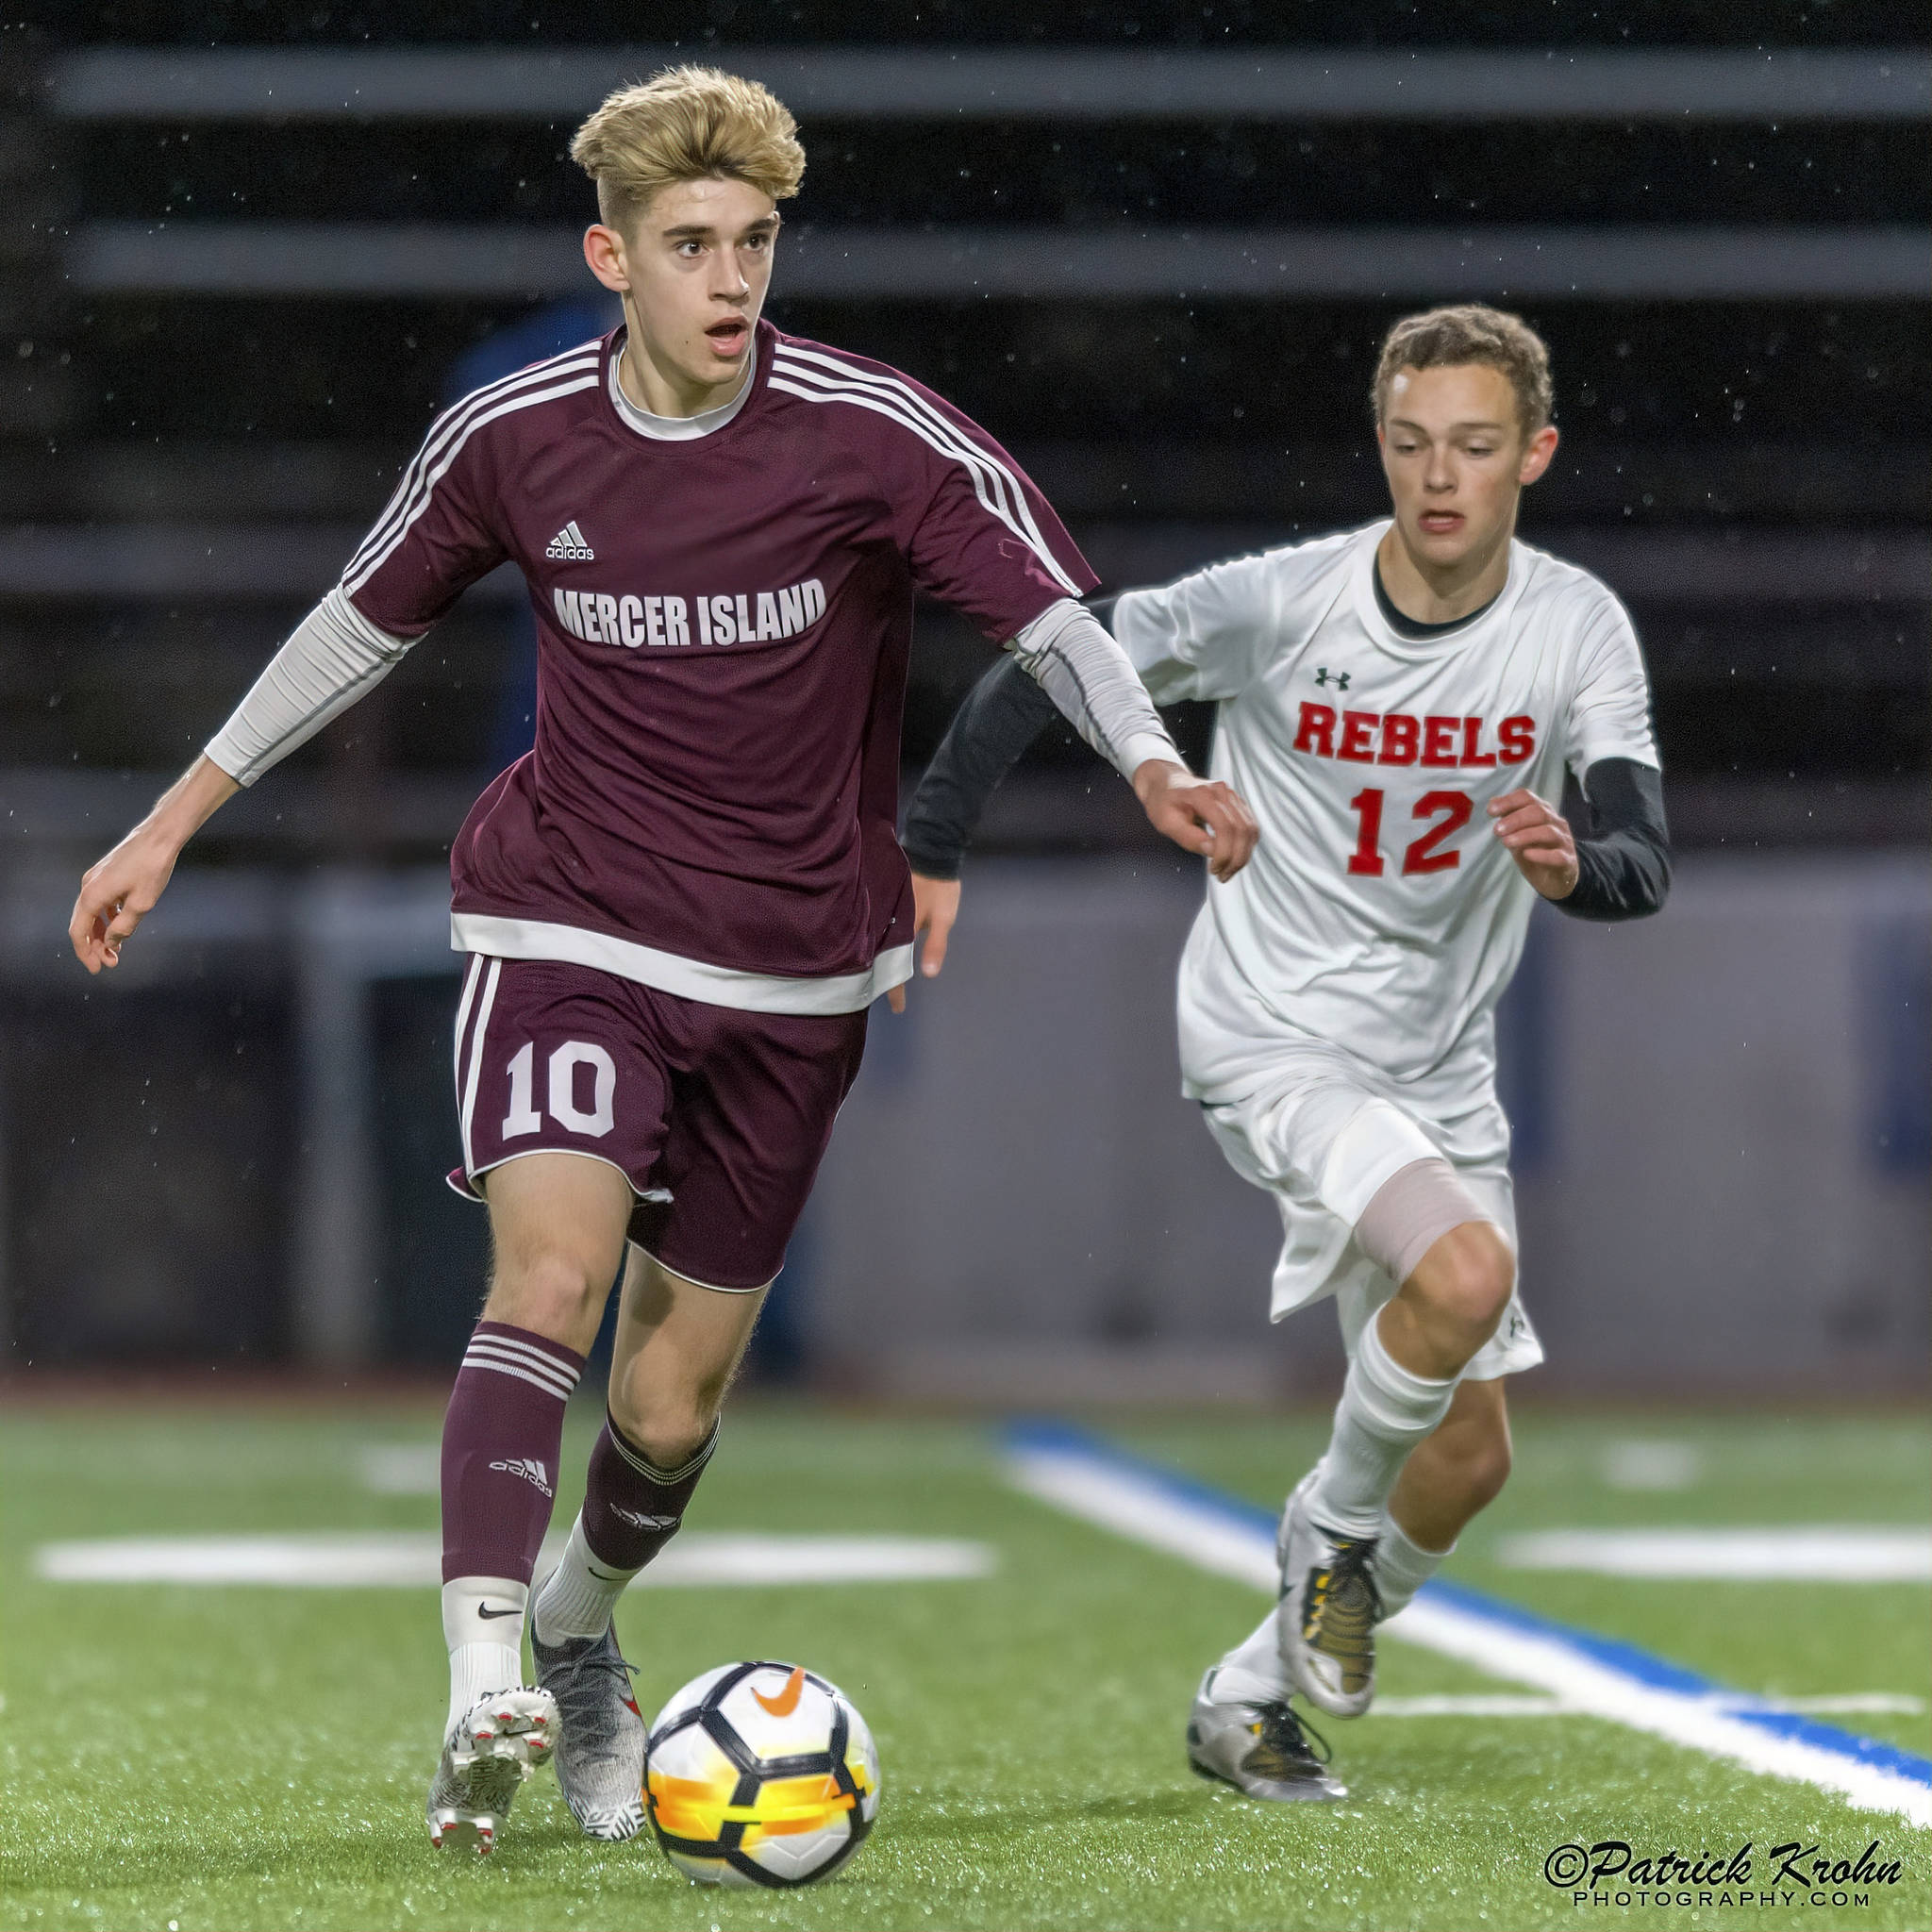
left=440, top=1319, right=586, bottom=1586
left=582, top=1410, right=718, bottom=1570
left=531, top=1412, right=719, bottom=1643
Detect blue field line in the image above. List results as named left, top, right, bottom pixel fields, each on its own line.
left=1005, top=1419, right=1932, bottom=1790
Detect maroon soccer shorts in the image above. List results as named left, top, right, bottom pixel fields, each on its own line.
left=448, top=955, right=868, bottom=1290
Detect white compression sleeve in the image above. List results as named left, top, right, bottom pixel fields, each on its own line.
left=1006, top=598, right=1180, bottom=782
left=203, top=585, right=417, bottom=786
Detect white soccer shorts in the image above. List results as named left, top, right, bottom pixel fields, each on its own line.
left=1201, top=1045, right=1544, bottom=1381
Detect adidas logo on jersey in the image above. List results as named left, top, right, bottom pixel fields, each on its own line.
left=545, top=521, right=594, bottom=561
left=488, top=1456, right=555, bottom=1496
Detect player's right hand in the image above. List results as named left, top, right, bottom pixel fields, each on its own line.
left=1131, top=760, right=1258, bottom=882
left=913, top=873, right=961, bottom=976
left=887, top=874, right=960, bottom=1012
left=69, top=824, right=181, bottom=974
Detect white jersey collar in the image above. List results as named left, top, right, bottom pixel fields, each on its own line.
left=1350, top=520, right=1530, bottom=662
left=607, top=341, right=755, bottom=441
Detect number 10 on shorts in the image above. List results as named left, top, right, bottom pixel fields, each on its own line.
left=503, top=1041, right=617, bottom=1139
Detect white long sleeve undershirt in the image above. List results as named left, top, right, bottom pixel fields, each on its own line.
left=1006, top=597, right=1179, bottom=782
left=204, top=586, right=416, bottom=786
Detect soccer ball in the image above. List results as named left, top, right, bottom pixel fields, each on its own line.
left=642, top=1660, right=880, bottom=1888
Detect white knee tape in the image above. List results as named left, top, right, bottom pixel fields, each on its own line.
left=1355, top=1157, right=1496, bottom=1288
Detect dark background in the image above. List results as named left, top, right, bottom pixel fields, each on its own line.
left=0, top=3, right=1924, bottom=1375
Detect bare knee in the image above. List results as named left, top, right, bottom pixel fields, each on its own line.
left=488, top=1247, right=609, bottom=1338
left=617, top=1404, right=717, bottom=1472
left=1410, top=1223, right=1516, bottom=1341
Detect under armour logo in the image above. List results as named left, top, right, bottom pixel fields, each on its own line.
left=1314, top=667, right=1351, bottom=691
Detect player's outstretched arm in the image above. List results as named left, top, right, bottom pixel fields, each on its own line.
left=69, top=755, right=239, bottom=973
left=1006, top=600, right=1257, bottom=881
left=70, top=587, right=421, bottom=974
left=1131, top=758, right=1257, bottom=883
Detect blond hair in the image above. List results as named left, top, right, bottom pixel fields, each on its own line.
left=569, top=66, right=806, bottom=236
left=1373, top=305, right=1555, bottom=437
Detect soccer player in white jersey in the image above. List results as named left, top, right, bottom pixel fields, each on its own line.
left=904, top=306, right=1671, bottom=1800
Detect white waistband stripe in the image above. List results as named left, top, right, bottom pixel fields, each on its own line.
left=451, top=915, right=912, bottom=1017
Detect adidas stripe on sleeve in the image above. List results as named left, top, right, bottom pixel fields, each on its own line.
left=346, top=343, right=600, bottom=635
left=203, top=347, right=601, bottom=788
left=768, top=341, right=1096, bottom=638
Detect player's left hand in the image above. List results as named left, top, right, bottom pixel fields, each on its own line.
left=1132, top=760, right=1258, bottom=882
left=1488, top=788, right=1578, bottom=900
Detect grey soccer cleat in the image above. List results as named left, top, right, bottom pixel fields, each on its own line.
left=1187, top=1669, right=1346, bottom=1802
left=425, top=1686, right=558, bottom=1855
left=530, top=1618, right=647, bottom=1841
left=1276, top=1473, right=1382, bottom=1718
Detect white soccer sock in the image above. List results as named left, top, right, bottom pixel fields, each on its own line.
left=532, top=1514, right=641, bottom=1644
left=441, top=1576, right=527, bottom=1738
left=1209, top=1607, right=1295, bottom=1707
left=1306, top=1313, right=1457, bottom=1539
left=1375, top=1515, right=1455, bottom=1620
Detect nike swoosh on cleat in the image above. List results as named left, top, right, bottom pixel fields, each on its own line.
left=476, top=1604, right=520, bottom=1619
left=752, top=1665, right=806, bottom=1718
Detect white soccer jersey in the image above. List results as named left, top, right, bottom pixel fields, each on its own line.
left=1113, top=519, right=1659, bottom=1101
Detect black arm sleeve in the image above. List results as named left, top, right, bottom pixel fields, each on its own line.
left=1555, top=758, right=1673, bottom=921
left=901, top=653, right=1061, bottom=879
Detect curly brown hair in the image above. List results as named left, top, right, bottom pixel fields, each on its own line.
left=1373, top=305, right=1555, bottom=437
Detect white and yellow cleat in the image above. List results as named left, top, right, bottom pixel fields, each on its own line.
left=425, top=1687, right=558, bottom=1855
left=1276, top=1474, right=1381, bottom=1719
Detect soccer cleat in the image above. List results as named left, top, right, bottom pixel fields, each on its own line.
left=1276, top=1473, right=1382, bottom=1718
left=530, top=1617, right=647, bottom=1841
left=1186, top=1670, right=1346, bottom=1802
left=425, top=1687, right=558, bottom=1855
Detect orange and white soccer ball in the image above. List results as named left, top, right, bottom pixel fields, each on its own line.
left=642, top=1661, right=881, bottom=1888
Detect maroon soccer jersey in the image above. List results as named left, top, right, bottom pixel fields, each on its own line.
left=342, top=321, right=1097, bottom=1012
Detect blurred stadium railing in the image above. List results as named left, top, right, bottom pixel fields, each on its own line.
left=0, top=20, right=1924, bottom=1391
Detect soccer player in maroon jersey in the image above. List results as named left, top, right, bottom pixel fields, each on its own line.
left=67, top=67, right=1257, bottom=1854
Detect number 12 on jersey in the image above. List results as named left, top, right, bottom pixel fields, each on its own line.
left=1346, top=789, right=1474, bottom=877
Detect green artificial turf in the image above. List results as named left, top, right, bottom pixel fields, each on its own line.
left=1, top=1401, right=1926, bottom=1932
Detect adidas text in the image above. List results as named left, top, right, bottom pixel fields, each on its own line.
left=545, top=521, right=594, bottom=561
left=489, top=1457, right=555, bottom=1497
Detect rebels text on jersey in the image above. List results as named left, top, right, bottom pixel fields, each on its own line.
left=343, top=321, right=1096, bottom=1012
left=1113, top=520, right=1658, bottom=1090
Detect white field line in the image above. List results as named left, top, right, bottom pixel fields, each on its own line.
left=358, top=1444, right=441, bottom=1494
left=33, top=1532, right=994, bottom=1589
left=1374, top=1693, right=1928, bottom=1719
left=1500, top=1527, right=1932, bottom=1581
left=1601, top=1440, right=1701, bottom=1491
left=1006, top=1441, right=1932, bottom=1827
